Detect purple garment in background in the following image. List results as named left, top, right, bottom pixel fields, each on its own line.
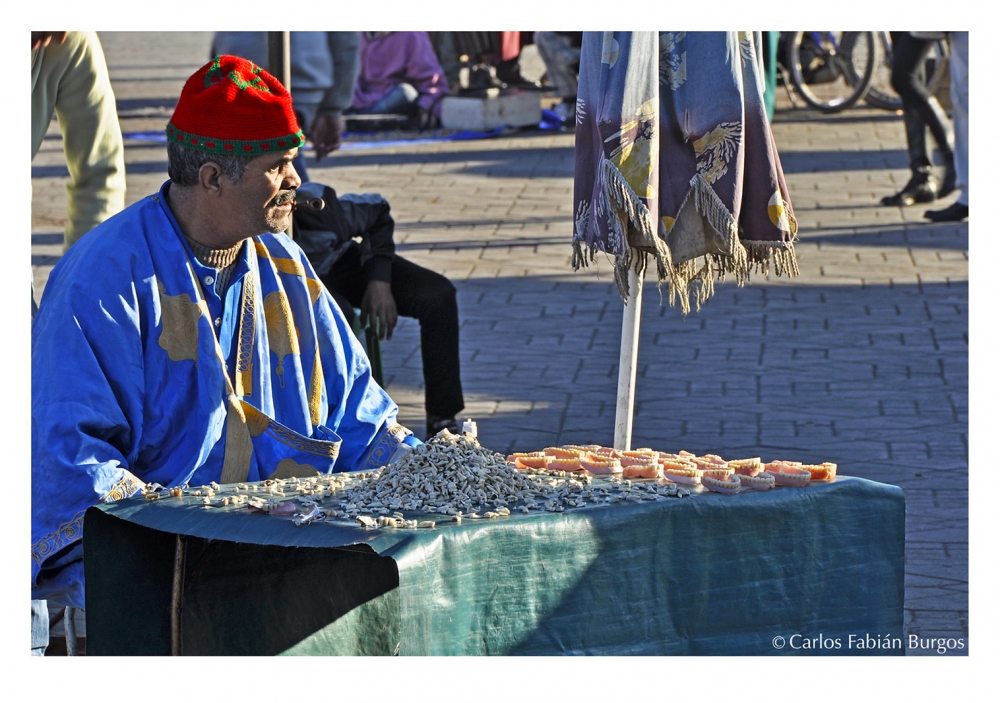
left=352, top=32, right=449, bottom=116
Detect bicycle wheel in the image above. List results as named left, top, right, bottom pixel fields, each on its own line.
left=864, top=32, right=899, bottom=110
left=865, top=35, right=949, bottom=111
left=787, top=31, right=876, bottom=113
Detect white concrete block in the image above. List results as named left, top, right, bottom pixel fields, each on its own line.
left=440, top=90, right=541, bottom=131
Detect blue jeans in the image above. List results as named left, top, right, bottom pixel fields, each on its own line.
left=31, top=599, right=48, bottom=656
left=358, top=83, right=420, bottom=116
left=948, top=32, right=968, bottom=206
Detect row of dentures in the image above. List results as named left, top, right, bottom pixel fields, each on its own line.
left=507, top=447, right=837, bottom=493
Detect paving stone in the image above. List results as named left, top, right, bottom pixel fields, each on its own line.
left=29, top=32, right=969, bottom=656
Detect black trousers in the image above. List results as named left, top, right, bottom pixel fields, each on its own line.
left=889, top=32, right=953, bottom=175
left=320, top=243, right=464, bottom=420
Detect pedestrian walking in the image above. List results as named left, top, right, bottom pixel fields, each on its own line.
left=880, top=31, right=955, bottom=207
left=925, top=31, right=968, bottom=222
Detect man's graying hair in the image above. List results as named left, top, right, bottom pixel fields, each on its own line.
left=167, top=142, right=254, bottom=186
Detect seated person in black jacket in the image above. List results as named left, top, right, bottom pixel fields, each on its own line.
left=294, top=182, right=464, bottom=439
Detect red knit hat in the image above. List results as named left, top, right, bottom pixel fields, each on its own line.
left=166, top=55, right=304, bottom=157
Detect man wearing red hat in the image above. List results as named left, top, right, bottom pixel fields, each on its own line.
left=31, top=56, right=420, bottom=612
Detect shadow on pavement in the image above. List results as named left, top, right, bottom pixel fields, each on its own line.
left=379, top=276, right=968, bottom=483
left=797, top=223, right=968, bottom=250
left=779, top=149, right=910, bottom=173
left=772, top=109, right=904, bottom=125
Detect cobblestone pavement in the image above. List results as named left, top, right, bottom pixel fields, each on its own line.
left=31, top=32, right=969, bottom=655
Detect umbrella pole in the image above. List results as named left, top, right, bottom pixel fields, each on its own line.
left=613, top=266, right=644, bottom=451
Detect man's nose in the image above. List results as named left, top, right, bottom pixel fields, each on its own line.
left=283, top=163, right=302, bottom=190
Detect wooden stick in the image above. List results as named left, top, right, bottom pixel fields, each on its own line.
left=170, top=534, right=186, bottom=656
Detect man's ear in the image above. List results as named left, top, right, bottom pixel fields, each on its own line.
left=197, top=162, right=225, bottom=195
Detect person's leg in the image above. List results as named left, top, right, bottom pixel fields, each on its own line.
left=949, top=32, right=968, bottom=207
left=428, top=32, right=461, bottom=92
left=925, top=32, right=968, bottom=222
left=883, top=32, right=939, bottom=205
left=535, top=32, right=580, bottom=102
left=890, top=32, right=933, bottom=174
left=890, top=33, right=955, bottom=191
left=31, top=599, right=49, bottom=656
left=321, top=246, right=464, bottom=432
left=356, top=83, right=420, bottom=116
left=388, top=256, right=464, bottom=434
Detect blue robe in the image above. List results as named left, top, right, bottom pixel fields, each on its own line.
left=31, top=181, right=413, bottom=608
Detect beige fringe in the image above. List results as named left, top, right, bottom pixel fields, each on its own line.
left=601, top=158, right=656, bottom=243
left=744, top=239, right=801, bottom=278
left=660, top=175, right=739, bottom=314
left=573, top=157, right=674, bottom=301
left=661, top=176, right=800, bottom=314
left=692, top=174, right=749, bottom=284
left=571, top=238, right=595, bottom=271
left=573, top=166, right=798, bottom=314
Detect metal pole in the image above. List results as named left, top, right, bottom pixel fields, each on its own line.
left=266, top=31, right=294, bottom=239
left=613, top=266, right=644, bottom=451
left=267, top=31, right=291, bottom=92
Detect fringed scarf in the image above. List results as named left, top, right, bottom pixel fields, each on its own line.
left=573, top=31, right=798, bottom=314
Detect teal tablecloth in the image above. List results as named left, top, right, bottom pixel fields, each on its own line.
left=84, top=475, right=904, bottom=655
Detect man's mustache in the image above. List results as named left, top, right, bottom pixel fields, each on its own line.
left=268, top=190, right=297, bottom=207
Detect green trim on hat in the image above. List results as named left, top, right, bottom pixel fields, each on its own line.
left=204, top=55, right=272, bottom=93
left=166, top=122, right=305, bottom=156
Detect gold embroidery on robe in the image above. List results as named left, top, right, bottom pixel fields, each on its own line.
left=235, top=397, right=340, bottom=458
left=359, top=423, right=410, bottom=472
left=255, top=242, right=324, bottom=305
left=264, top=290, right=300, bottom=388
left=267, top=458, right=321, bottom=480
left=157, top=280, right=208, bottom=363
left=308, top=342, right=324, bottom=427
left=265, top=420, right=341, bottom=458
left=32, top=511, right=86, bottom=565
left=234, top=267, right=256, bottom=397
left=102, top=473, right=145, bottom=502
left=220, top=397, right=254, bottom=484
left=239, top=400, right=271, bottom=437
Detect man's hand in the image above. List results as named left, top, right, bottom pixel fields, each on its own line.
left=310, top=114, right=344, bottom=163
left=360, top=280, right=397, bottom=341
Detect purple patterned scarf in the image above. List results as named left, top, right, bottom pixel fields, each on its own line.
left=573, top=32, right=798, bottom=313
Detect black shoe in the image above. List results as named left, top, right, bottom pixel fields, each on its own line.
left=426, top=416, right=460, bottom=440
left=924, top=202, right=968, bottom=222
left=494, top=58, right=533, bottom=87
left=881, top=175, right=937, bottom=207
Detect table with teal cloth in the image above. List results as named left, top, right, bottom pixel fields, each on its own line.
left=83, top=475, right=904, bottom=655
